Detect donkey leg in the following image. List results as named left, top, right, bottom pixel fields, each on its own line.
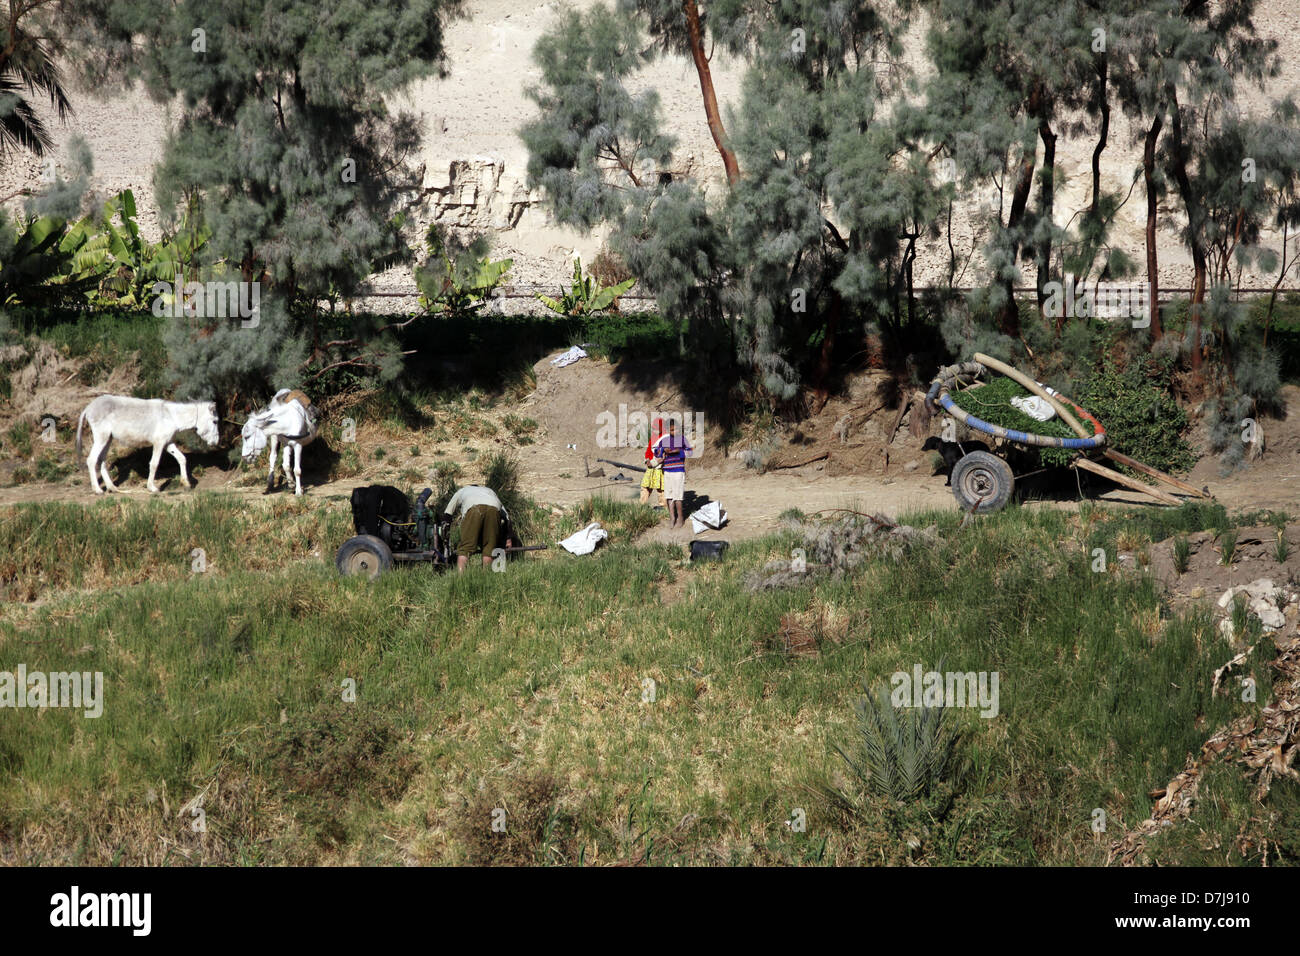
left=100, top=462, right=119, bottom=493
left=99, top=436, right=119, bottom=492
left=291, top=441, right=303, bottom=495
left=86, top=435, right=106, bottom=494
left=167, top=442, right=191, bottom=488
left=147, top=443, right=165, bottom=492
left=282, top=443, right=294, bottom=494
left=264, top=434, right=278, bottom=493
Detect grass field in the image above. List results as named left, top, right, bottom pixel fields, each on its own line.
left=0, top=494, right=1296, bottom=865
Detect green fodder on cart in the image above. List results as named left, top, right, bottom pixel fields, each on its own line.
left=947, top=377, right=1093, bottom=467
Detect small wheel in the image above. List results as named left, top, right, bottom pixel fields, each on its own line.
left=336, top=534, right=393, bottom=579
left=951, top=451, right=1014, bottom=513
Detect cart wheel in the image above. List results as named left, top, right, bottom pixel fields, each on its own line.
left=951, top=451, right=1014, bottom=513
left=336, top=534, right=393, bottom=578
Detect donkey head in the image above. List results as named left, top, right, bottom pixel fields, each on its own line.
left=197, top=402, right=220, bottom=446
left=240, top=419, right=269, bottom=461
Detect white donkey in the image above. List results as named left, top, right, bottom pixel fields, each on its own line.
left=240, top=389, right=319, bottom=495
left=76, top=395, right=220, bottom=494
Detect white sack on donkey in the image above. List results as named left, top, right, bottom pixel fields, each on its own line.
left=76, top=395, right=220, bottom=494
left=240, top=388, right=320, bottom=495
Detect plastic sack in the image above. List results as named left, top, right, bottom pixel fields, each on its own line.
left=550, top=346, right=588, bottom=368
left=689, top=501, right=728, bottom=535
left=1009, top=395, right=1056, bottom=422
left=559, top=521, right=607, bottom=555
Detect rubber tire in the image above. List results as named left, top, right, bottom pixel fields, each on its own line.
left=950, top=451, right=1014, bottom=513
left=336, top=534, right=393, bottom=579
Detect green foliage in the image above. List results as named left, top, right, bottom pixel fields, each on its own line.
left=835, top=678, right=964, bottom=803
left=0, top=497, right=1282, bottom=864
left=415, top=227, right=512, bottom=316
left=0, top=9, right=73, bottom=159
left=501, top=414, right=537, bottom=445
left=537, top=256, right=636, bottom=317
left=164, top=296, right=306, bottom=402
left=4, top=307, right=169, bottom=397
left=948, top=375, right=1089, bottom=467
left=1218, top=528, right=1239, bottom=566
left=0, top=185, right=211, bottom=311
left=477, top=450, right=536, bottom=545
left=523, top=0, right=938, bottom=400
left=1076, top=357, right=1196, bottom=476
left=5, top=421, right=33, bottom=459
left=33, top=453, right=72, bottom=483
left=130, top=0, right=465, bottom=404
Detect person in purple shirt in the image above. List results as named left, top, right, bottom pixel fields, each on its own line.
left=651, top=419, right=693, bottom=528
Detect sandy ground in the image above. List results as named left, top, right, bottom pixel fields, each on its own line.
left=3, top=350, right=1296, bottom=545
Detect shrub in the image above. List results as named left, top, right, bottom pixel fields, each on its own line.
left=257, top=701, right=416, bottom=850
left=1076, top=358, right=1195, bottom=476
left=478, top=450, right=537, bottom=544
left=454, top=772, right=578, bottom=866
left=502, top=414, right=538, bottom=445
left=5, top=422, right=33, bottom=459
left=1218, top=528, right=1239, bottom=566
left=34, top=454, right=71, bottom=483
left=835, top=677, right=964, bottom=803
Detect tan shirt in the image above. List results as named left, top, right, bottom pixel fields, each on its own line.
left=444, top=485, right=504, bottom=518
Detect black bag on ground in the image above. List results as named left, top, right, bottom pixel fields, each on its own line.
left=689, top=540, right=729, bottom=562
left=351, top=485, right=411, bottom=545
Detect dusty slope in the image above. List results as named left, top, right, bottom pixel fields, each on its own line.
left=3, top=347, right=1296, bottom=545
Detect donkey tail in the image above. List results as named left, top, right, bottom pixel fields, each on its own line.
left=76, top=406, right=87, bottom=457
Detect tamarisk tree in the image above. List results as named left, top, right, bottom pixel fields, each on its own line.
left=523, top=1, right=942, bottom=406
left=108, top=0, right=464, bottom=400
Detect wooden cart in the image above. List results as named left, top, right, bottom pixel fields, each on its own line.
left=925, top=352, right=1212, bottom=513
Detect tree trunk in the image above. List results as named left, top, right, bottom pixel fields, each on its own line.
left=1142, top=113, right=1164, bottom=340
left=1037, top=119, right=1056, bottom=323
left=811, top=290, right=842, bottom=414
left=1167, top=95, right=1205, bottom=373
left=1264, top=222, right=1290, bottom=350
left=996, top=151, right=1036, bottom=338
left=682, top=0, right=739, bottom=185
left=1091, top=59, right=1109, bottom=216
left=997, top=84, right=1044, bottom=338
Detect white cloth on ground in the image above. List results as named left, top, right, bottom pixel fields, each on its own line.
left=1009, top=395, right=1056, bottom=422
left=551, top=346, right=588, bottom=368
left=689, top=501, right=728, bottom=535
left=559, top=521, right=608, bottom=555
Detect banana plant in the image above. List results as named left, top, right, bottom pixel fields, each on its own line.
left=0, top=212, right=97, bottom=305
left=57, top=189, right=150, bottom=305
left=536, top=256, right=636, bottom=316
left=5, top=189, right=213, bottom=308
left=415, top=225, right=512, bottom=315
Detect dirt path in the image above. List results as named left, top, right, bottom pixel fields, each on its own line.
left=2, top=351, right=1296, bottom=537
left=3, top=452, right=1293, bottom=546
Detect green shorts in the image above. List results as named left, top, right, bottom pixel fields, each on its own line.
left=457, top=504, right=500, bottom=558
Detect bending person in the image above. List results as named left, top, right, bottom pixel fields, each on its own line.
left=441, top=484, right=513, bottom=572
